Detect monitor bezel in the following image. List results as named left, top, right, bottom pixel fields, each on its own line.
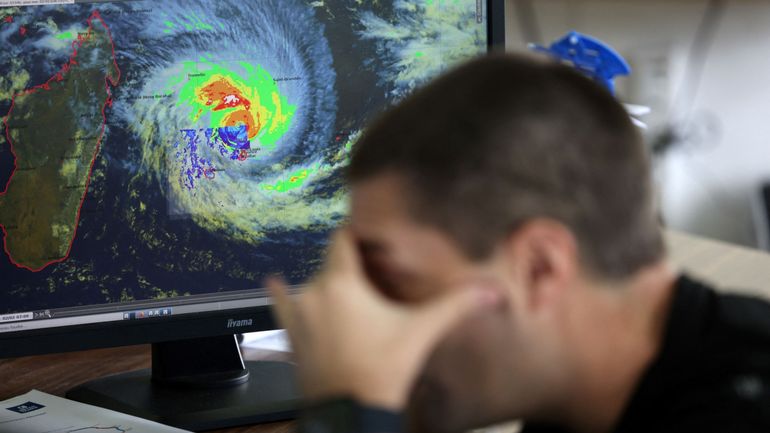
left=0, top=0, right=505, bottom=360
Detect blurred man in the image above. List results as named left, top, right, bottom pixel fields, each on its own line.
left=268, top=54, right=770, bottom=433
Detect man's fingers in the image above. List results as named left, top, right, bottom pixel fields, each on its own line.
left=266, top=275, right=297, bottom=332
left=413, top=286, right=503, bottom=349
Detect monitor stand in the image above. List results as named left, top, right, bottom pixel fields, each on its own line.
left=66, top=335, right=299, bottom=431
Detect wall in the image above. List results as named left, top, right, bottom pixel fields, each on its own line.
left=504, top=0, right=770, bottom=247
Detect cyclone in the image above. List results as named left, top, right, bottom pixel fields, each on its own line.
left=111, top=0, right=344, bottom=244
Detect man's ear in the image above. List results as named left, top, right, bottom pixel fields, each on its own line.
left=503, top=219, right=580, bottom=312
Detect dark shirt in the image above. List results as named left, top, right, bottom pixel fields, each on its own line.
left=300, top=275, right=770, bottom=433
left=525, top=275, right=770, bottom=433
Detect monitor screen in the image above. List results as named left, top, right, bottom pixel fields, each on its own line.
left=0, top=0, right=500, bottom=348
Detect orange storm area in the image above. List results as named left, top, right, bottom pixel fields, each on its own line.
left=197, top=76, right=262, bottom=139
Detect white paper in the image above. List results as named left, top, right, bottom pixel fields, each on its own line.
left=0, top=390, right=190, bottom=433
left=241, top=330, right=291, bottom=352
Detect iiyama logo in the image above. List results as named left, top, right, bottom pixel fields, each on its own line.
left=227, top=318, right=253, bottom=328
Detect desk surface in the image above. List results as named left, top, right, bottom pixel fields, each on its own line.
left=0, top=345, right=294, bottom=433
left=2, top=231, right=770, bottom=433
left=666, top=230, right=770, bottom=298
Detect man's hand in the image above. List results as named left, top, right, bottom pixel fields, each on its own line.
left=267, top=229, right=502, bottom=411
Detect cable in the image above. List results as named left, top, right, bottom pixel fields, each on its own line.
left=654, top=0, right=727, bottom=155
left=514, top=0, right=542, bottom=45
left=673, top=0, right=727, bottom=119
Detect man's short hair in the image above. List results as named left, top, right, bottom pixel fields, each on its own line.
left=348, top=54, right=664, bottom=279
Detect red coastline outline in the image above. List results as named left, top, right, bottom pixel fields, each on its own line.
left=0, top=10, right=121, bottom=272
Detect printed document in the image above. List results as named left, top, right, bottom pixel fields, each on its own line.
left=0, top=390, right=190, bottom=433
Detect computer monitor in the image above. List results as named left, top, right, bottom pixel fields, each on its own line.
left=0, top=0, right=504, bottom=430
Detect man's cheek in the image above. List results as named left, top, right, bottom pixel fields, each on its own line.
left=424, top=312, right=500, bottom=378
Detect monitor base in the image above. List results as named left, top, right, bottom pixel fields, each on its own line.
left=66, top=336, right=299, bottom=431
left=67, top=360, right=298, bottom=431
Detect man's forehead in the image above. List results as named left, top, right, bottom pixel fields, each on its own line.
left=350, top=178, right=463, bottom=256
left=351, top=175, right=412, bottom=229
left=351, top=173, right=407, bottom=205
left=352, top=178, right=446, bottom=264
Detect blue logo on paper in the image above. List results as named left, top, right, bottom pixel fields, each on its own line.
left=6, top=401, right=45, bottom=414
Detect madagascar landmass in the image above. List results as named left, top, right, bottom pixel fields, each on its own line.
left=0, top=11, right=120, bottom=271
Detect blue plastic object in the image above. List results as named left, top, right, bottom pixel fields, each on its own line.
left=530, top=31, right=631, bottom=95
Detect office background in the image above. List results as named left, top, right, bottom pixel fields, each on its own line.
left=504, top=0, right=770, bottom=250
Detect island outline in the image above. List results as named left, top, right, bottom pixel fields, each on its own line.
left=0, top=10, right=121, bottom=272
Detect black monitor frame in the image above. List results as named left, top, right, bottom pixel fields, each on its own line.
left=0, top=0, right=505, bottom=361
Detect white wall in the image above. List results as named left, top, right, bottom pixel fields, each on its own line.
left=504, top=0, right=770, bottom=247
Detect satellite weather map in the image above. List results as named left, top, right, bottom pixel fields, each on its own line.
left=0, top=0, right=488, bottom=315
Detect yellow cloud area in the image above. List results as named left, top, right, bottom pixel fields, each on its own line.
left=359, top=2, right=485, bottom=93
left=59, top=157, right=78, bottom=178
left=0, top=66, right=30, bottom=103
left=132, top=108, right=349, bottom=245
left=164, top=150, right=349, bottom=244
left=189, top=190, right=349, bottom=245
